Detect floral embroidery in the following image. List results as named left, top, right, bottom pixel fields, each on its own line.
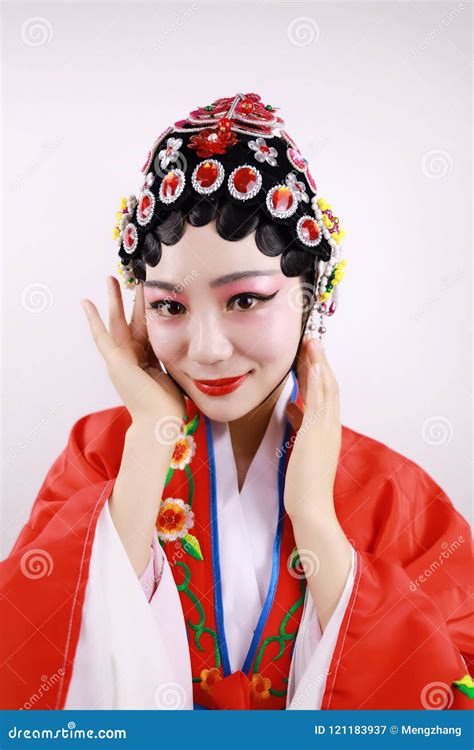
left=452, top=674, right=474, bottom=699
left=157, top=498, right=194, bottom=542
left=250, top=673, right=272, bottom=700
left=158, top=137, right=183, bottom=171
left=248, top=137, right=278, bottom=167
left=170, top=433, right=196, bottom=470
left=200, top=667, right=222, bottom=693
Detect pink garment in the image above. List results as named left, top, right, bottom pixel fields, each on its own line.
left=138, top=535, right=163, bottom=602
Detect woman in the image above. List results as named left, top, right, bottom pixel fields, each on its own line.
left=1, top=92, right=472, bottom=711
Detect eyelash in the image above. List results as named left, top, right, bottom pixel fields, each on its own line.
left=147, top=291, right=278, bottom=318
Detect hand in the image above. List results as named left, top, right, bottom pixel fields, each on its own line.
left=81, top=276, right=186, bottom=425
left=284, top=336, right=341, bottom=523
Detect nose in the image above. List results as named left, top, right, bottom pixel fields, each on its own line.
left=187, top=310, right=233, bottom=365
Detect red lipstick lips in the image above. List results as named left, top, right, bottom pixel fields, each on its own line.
left=192, top=372, right=250, bottom=397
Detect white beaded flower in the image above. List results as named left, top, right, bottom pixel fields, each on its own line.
left=248, top=137, right=278, bottom=167
left=285, top=172, right=309, bottom=203
left=158, top=137, right=183, bottom=170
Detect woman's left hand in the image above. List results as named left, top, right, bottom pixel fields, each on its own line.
left=284, top=336, right=342, bottom=523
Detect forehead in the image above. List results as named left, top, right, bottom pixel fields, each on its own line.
left=145, top=220, right=284, bottom=283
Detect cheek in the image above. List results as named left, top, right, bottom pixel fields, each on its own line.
left=147, top=320, right=184, bottom=361
left=232, top=301, right=302, bottom=360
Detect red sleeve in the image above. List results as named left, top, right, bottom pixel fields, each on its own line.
left=0, top=406, right=129, bottom=709
left=323, top=443, right=474, bottom=710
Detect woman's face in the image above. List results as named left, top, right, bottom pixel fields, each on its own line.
left=143, top=221, right=305, bottom=422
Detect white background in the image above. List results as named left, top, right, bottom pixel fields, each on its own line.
left=1, top=0, right=472, bottom=555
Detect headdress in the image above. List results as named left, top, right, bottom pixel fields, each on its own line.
left=112, top=92, right=346, bottom=330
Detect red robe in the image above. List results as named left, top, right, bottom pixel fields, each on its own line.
left=1, top=379, right=473, bottom=710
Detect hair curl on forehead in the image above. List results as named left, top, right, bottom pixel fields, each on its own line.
left=131, top=192, right=328, bottom=287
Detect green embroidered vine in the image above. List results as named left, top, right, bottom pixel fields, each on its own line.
left=175, top=560, right=221, bottom=671
left=252, top=577, right=307, bottom=697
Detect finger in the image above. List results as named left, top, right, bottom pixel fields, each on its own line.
left=107, top=276, right=131, bottom=347
left=130, top=281, right=147, bottom=343
left=307, top=339, right=340, bottom=422
left=81, top=299, right=116, bottom=363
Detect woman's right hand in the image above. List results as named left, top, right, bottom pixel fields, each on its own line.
left=81, top=275, right=186, bottom=427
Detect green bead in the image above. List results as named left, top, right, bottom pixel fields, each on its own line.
left=265, top=104, right=273, bottom=110
left=205, top=105, right=212, bottom=111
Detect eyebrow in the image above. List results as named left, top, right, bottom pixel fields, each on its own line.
left=143, top=270, right=280, bottom=293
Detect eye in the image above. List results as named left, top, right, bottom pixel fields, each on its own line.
left=227, top=291, right=278, bottom=312
left=148, top=299, right=186, bottom=318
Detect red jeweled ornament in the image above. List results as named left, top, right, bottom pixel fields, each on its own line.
left=122, top=223, right=138, bottom=254
left=266, top=185, right=297, bottom=218
left=191, top=159, right=225, bottom=195
left=296, top=215, right=321, bottom=247
left=159, top=169, right=185, bottom=204
left=228, top=165, right=262, bottom=201
left=137, top=189, right=155, bottom=226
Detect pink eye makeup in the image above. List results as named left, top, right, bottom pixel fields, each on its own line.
left=145, top=290, right=279, bottom=318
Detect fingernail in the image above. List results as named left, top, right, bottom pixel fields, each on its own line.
left=312, top=362, right=321, bottom=377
